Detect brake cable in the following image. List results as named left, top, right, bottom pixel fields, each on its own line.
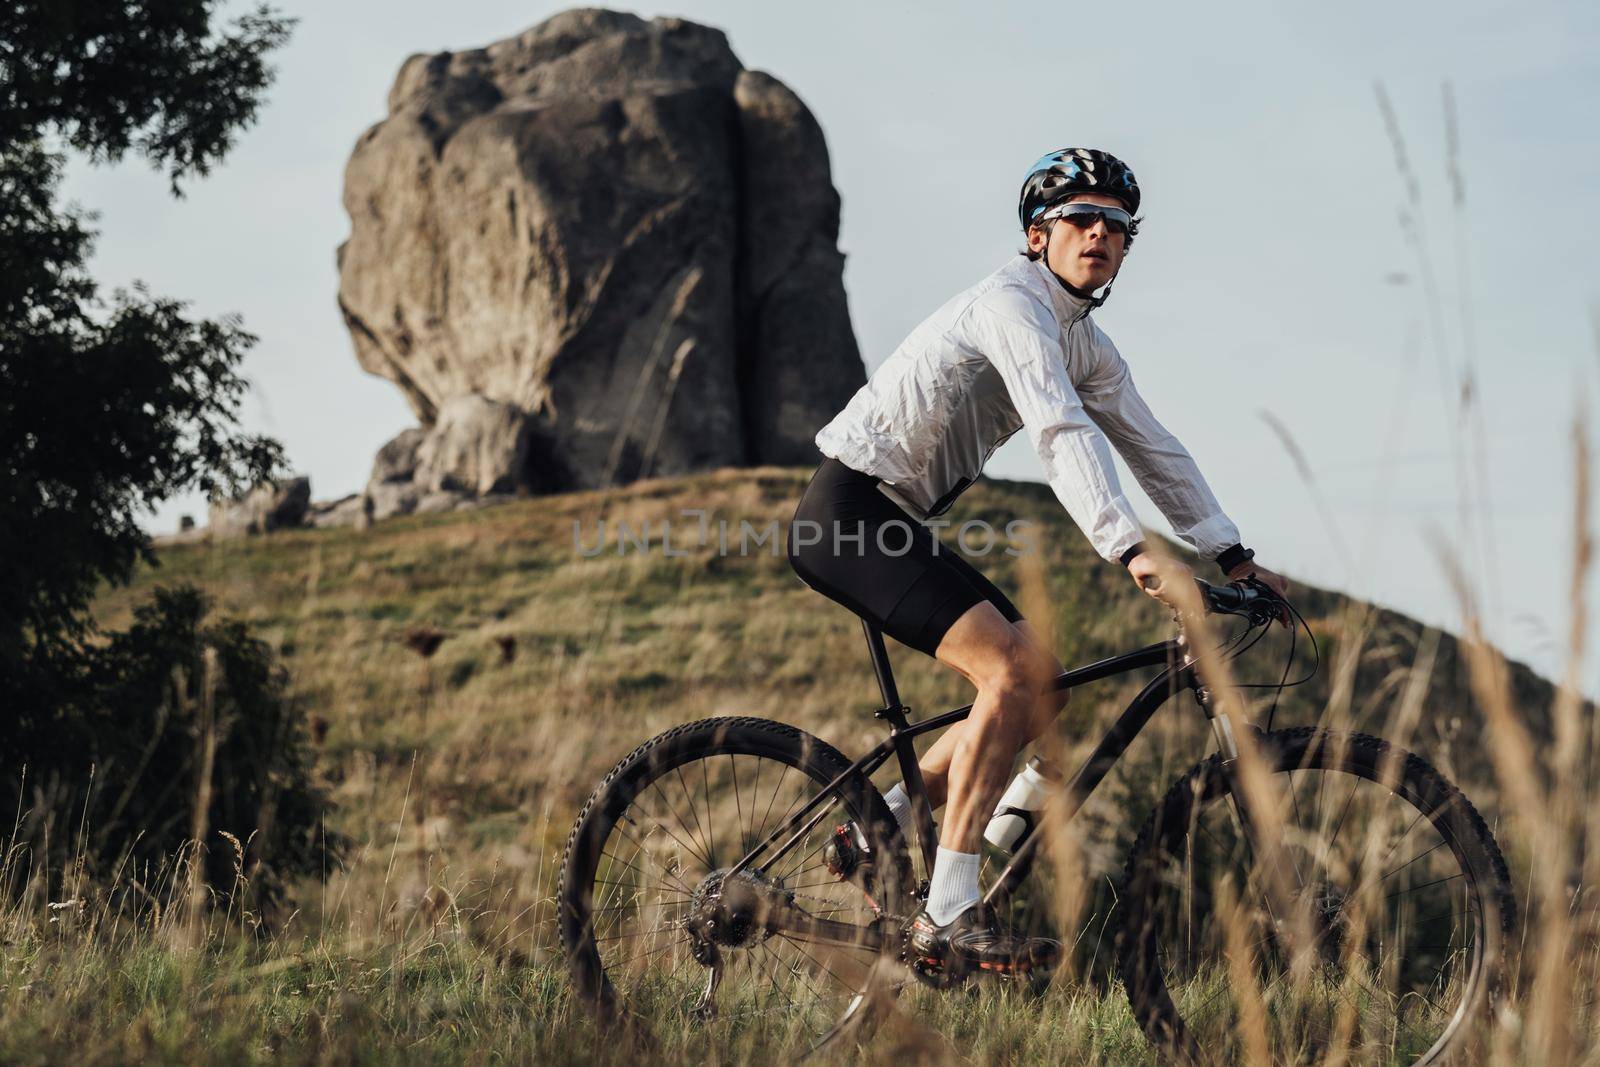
left=1223, top=585, right=1321, bottom=733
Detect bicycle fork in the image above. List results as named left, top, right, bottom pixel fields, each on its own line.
left=1185, top=635, right=1324, bottom=975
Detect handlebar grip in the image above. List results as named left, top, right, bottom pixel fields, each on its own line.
left=1144, top=575, right=1276, bottom=619
left=1195, top=577, right=1251, bottom=614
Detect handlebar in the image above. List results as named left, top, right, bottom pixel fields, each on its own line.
left=1138, top=572, right=1312, bottom=714
left=1197, top=577, right=1252, bottom=613
left=1139, top=573, right=1287, bottom=626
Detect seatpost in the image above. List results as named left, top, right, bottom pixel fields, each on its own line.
left=862, top=619, right=902, bottom=712
left=861, top=620, right=938, bottom=873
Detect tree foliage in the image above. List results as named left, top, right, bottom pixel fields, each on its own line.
left=1, top=1, right=292, bottom=686
left=0, top=3, right=326, bottom=900
left=0, top=2, right=293, bottom=189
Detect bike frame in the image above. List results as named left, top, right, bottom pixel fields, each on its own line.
left=726, top=616, right=1250, bottom=913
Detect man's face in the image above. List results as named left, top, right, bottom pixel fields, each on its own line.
left=1027, top=192, right=1128, bottom=290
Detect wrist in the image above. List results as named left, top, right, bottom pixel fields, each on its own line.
left=1215, top=543, right=1254, bottom=575
left=1119, top=541, right=1148, bottom=568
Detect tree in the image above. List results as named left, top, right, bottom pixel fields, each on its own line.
left=0, top=3, right=321, bottom=898
left=0, top=2, right=292, bottom=189
left=1, top=1, right=292, bottom=695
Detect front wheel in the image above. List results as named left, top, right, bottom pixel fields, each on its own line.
left=1119, top=728, right=1515, bottom=1066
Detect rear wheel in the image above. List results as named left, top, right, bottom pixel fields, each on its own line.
left=559, top=717, right=914, bottom=1057
left=1120, top=728, right=1515, bottom=1066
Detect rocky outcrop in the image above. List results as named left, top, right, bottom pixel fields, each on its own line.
left=361, top=403, right=531, bottom=521
left=414, top=395, right=534, bottom=496
left=191, top=472, right=511, bottom=540
left=208, top=477, right=311, bottom=537
left=337, top=9, right=864, bottom=501
left=205, top=478, right=364, bottom=538
left=369, top=428, right=426, bottom=485
left=364, top=427, right=424, bottom=521
left=306, top=494, right=366, bottom=529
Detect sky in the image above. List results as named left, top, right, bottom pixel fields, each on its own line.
left=59, top=0, right=1600, bottom=691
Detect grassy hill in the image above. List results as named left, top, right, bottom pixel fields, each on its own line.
left=6, top=467, right=1581, bottom=1063
left=100, top=465, right=1554, bottom=839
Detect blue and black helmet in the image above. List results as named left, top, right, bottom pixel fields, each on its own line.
left=1018, top=148, right=1140, bottom=231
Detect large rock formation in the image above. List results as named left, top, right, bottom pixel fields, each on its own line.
left=338, top=9, right=864, bottom=511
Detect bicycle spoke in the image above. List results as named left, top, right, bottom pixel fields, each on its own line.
left=1286, top=769, right=1307, bottom=886
left=749, top=940, right=802, bottom=1019
left=595, top=916, right=687, bottom=945
left=598, top=833, right=683, bottom=896
left=761, top=941, right=832, bottom=1031
left=1380, top=838, right=1448, bottom=884
left=777, top=934, right=856, bottom=991
left=701, top=756, right=717, bottom=864
left=1407, top=906, right=1465, bottom=928
left=777, top=838, right=831, bottom=884
left=646, top=779, right=715, bottom=872
left=1328, top=780, right=1360, bottom=849
left=606, top=817, right=700, bottom=895
left=1384, top=872, right=1464, bottom=904
left=764, top=784, right=823, bottom=872
left=598, top=839, right=691, bottom=901
left=754, top=763, right=792, bottom=846
left=672, top=765, right=714, bottom=867
left=1377, top=808, right=1431, bottom=873
left=731, top=754, right=746, bottom=854
left=590, top=896, right=691, bottom=914
left=788, top=878, right=852, bottom=892
left=608, top=932, right=690, bottom=972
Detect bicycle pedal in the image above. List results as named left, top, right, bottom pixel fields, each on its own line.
left=910, top=952, right=967, bottom=989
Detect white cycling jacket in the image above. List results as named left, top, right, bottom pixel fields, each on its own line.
left=815, top=255, right=1241, bottom=564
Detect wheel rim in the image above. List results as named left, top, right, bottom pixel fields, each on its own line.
left=1135, top=754, right=1497, bottom=1065
left=573, top=742, right=899, bottom=1053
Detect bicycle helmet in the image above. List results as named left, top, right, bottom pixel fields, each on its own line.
left=1018, top=148, right=1141, bottom=231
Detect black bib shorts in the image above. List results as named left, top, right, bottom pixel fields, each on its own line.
left=786, top=457, right=1023, bottom=657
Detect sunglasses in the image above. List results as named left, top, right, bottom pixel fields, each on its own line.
left=1038, top=200, right=1133, bottom=235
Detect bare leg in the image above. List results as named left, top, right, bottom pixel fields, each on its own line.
left=922, top=606, right=1065, bottom=853
left=916, top=617, right=1067, bottom=814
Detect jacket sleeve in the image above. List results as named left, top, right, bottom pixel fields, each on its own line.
left=965, top=293, right=1147, bottom=563
left=1078, top=327, right=1242, bottom=560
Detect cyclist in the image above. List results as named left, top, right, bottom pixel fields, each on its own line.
left=787, top=147, right=1287, bottom=977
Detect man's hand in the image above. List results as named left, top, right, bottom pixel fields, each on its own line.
left=1225, top=560, right=1291, bottom=626
left=1126, top=551, right=1195, bottom=612
left=1226, top=560, right=1289, bottom=597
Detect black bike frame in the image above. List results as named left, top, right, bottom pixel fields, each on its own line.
left=727, top=617, right=1224, bottom=909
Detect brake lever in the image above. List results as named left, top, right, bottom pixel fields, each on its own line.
left=1240, top=575, right=1292, bottom=628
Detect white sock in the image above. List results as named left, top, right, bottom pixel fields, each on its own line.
left=926, top=847, right=981, bottom=925
left=883, top=782, right=914, bottom=837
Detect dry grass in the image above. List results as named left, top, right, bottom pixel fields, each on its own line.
left=0, top=449, right=1575, bottom=1064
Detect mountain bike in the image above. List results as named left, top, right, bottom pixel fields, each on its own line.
left=558, top=577, right=1515, bottom=1064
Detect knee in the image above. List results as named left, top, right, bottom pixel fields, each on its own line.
left=972, top=647, right=1045, bottom=724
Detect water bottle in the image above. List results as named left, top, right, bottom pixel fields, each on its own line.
left=982, top=756, right=1055, bottom=854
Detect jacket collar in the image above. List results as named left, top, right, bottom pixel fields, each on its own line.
left=1029, top=256, right=1098, bottom=324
